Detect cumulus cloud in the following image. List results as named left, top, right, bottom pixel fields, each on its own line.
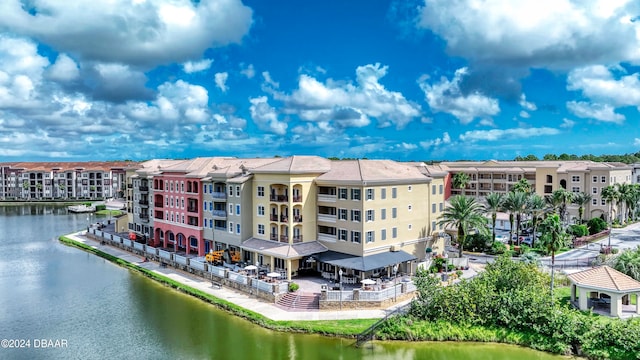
left=282, top=63, right=421, bottom=129
left=567, top=65, right=640, bottom=107
left=262, top=71, right=280, bottom=89
left=419, top=67, right=499, bottom=124
left=560, top=118, right=576, bottom=128
left=46, top=54, right=80, bottom=82
left=519, top=94, right=537, bottom=111
left=88, top=63, right=154, bottom=102
left=183, top=59, right=213, bottom=73
left=0, top=0, right=253, bottom=68
left=566, top=101, right=625, bottom=123
left=240, top=63, right=255, bottom=79
left=459, top=127, right=560, bottom=142
left=0, top=35, right=49, bottom=107
left=519, top=111, right=530, bottom=118
left=215, top=72, right=229, bottom=92
left=420, top=132, right=451, bottom=149
left=249, top=96, right=287, bottom=135
left=416, top=0, right=640, bottom=68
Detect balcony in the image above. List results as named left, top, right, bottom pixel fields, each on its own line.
left=270, top=233, right=278, bottom=241
left=139, top=186, right=149, bottom=192
left=293, top=215, right=303, bottom=223
left=293, top=235, right=303, bottom=243
left=293, top=196, right=302, bottom=202
left=138, top=200, right=149, bottom=206
left=140, top=214, right=149, bottom=219
left=318, top=194, right=336, bottom=203
left=280, top=235, right=288, bottom=243
left=187, top=207, right=198, bottom=213
left=211, top=192, right=227, bottom=200
left=270, top=195, right=288, bottom=202
left=318, top=233, right=336, bottom=242
left=270, top=214, right=278, bottom=221
left=154, top=202, right=163, bottom=208
left=280, top=216, right=289, bottom=222
left=127, top=184, right=133, bottom=189
left=318, top=214, right=336, bottom=223
left=212, top=210, right=227, bottom=218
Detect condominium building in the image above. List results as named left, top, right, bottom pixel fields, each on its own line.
left=127, top=156, right=446, bottom=281
left=441, top=160, right=633, bottom=222
left=0, top=161, right=134, bottom=200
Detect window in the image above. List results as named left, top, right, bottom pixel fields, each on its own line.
left=257, top=186, right=264, bottom=197
left=432, top=185, right=436, bottom=195
left=408, top=185, right=412, bottom=192
left=257, top=205, right=265, bottom=216
left=228, top=203, right=233, bottom=215
left=181, top=198, right=184, bottom=208
left=601, top=199, right=606, bottom=205
left=338, top=208, right=347, bottom=220
left=601, top=176, right=606, bottom=183
left=258, top=224, right=265, bottom=235
left=432, top=203, right=436, bottom=213
left=439, top=202, right=444, bottom=211
left=351, top=210, right=361, bottom=222
left=392, top=207, right=397, bottom=218
left=571, top=175, right=580, bottom=182
left=571, top=187, right=580, bottom=193
left=339, top=229, right=348, bottom=241
left=366, top=188, right=374, bottom=200
left=366, top=209, right=375, bottom=221
left=432, top=221, right=436, bottom=232
left=381, top=188, right=386, bottom=199
left=592, top=187, right=598, bottom=194
left=338, top=188, right=348, bottom=200
left=351, top=231, right=361, bottom=243
left=592, top=176, right=598, bottom=183
left=408, top=204, right=412, bottom=212
left=228, top=186, right=233, bottom=196
left=366, top=231, right=375, bottom=243
left=203, top=184, right=207, bottom=193
left=381, top=229, right=386, bottom=241
left=391, top=187, right=397, bottom=198
left=209, top=184, right=212, bottom=193
left=351, top=188, right=361, bottom=200
left=236, top=224, right=241, bottom=234
left=235, top=186, right=240, bottom=196
left=181, top=182, right=184, bottom=192
left=592, top=198, right=597, bottom=205
left=228, top=222, right=233, bottom=233
left=236, top=204, right=241, bottom=215
left=392, top=227, right=397, bottom=238
left=408, top=224, right=412, bottom=230
left=381, top=208, right=386, bottom=220
left=439, top=184, right=443, bottom=194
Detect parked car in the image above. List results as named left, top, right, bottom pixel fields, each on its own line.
left=495, top=234, right=509, bottom=243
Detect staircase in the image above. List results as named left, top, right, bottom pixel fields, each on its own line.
left=276, top=292, right=319, bottom=311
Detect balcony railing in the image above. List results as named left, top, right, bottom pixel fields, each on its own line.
left=270, top=233, right=278, bottom=241
left=270, top=214, right=278, bottom=221
left=212, top=210, right=227, bottom=218
left=138, top=200, right=149, bottom=205
left=280, top=216, right=288, bottom=222
left=127, top=184, right=133, bottom=189
left=154, top=202, right=163, bottom=208
left=214, top=226, right=226, bottom=231
left=211, top=192, right=227, bottom=200
left=318, top=233, right=336, bottom=242
left=293, top=235, right=303, bottom=243
left=293, top=196, right=302, bottom=202
left=187, top=207, right=198, bottom=213
left=270, top=195, right=288, bottom=202
left=294, top=215, right=303, bottom=223
left=318, top=214, right=336, bottom=223
left=280, top=235, right=288, bottom=243
left=318, top=194, right=336, bottom=203
left=139, top=186, right=149, bottom=192
left=140, top=214, right=149, bottom=219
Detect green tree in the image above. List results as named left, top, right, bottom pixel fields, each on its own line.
left=571, top=192, right=592, bottom=224
left=539, top=214, right=569, bottom=297
left=613, top=248, right=640, bottom=280
left=452, top=172, right=470, bottom=193
left=504, top=191, right=527, bottom=245
left=526, top=193, right=546, bottom=248
left=549, top=188, right=574, bottom=225
left=437, top=195, right=488, bottom=258
left=484, top=192, right=504, bottom=243
left=512, top=178, right=532, bottom=194
left=615, top=183, right=632, bottom=224
left=601, top=185, right=618, bottom=226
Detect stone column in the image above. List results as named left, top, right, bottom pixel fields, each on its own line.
left=578, top=287, right=588, bottom=310
left=611, top=294, right=622, bottom=318
left=570, top=284, right=576, bottom=302
left=286, top=259, right=292, bottom=281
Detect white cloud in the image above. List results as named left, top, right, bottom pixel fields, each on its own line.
left=0, top=0, right=253, bottom=68
left=416, top=0, right=640, bottom=68
left=567, top=65, right=640, bottom=107
left=46, top=54, right=80, bottom=82
left=0, top=35, right=48, bottom=107
left=459, top=127, right=560, bottom=142
left=400, top=142, right=418, bottom=150
left=419, top=67, right=500, bottom=124
left=240, top=63, right=255, bottom=79
left=183, top=59, right=213, bottom=73
left=215, top=72, right=229, bottom=92
left=283, top=63, right=421, bottom=129
left=560, top=118, right=576, bottom=128
left=519, top=111, right=530, bottom=118
left=519, top=94, right=537, bottom=111
left=249, top=96, right=287, bottom=135
left=634, top=138, right=640, bottom=146
left=262, top=71, right=280, bottom=89
left=566, top=101, right=625, bottom=123
left=420, top=132, right=451, bottom=149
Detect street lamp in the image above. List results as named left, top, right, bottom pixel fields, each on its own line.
left=393, top=264, right=398, bottom=302
left=338, top=269, right=343, bottom=310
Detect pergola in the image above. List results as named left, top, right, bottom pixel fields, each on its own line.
left=567, top=265, right=640, bottom=317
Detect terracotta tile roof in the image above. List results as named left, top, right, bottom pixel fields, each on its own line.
left=1, top=161, right=139, bottom=172
left=567, top=265, right=640, bottom=292
left=317, top=159, right=431, bottom=183
left=251, top=156, right=332, bottom=173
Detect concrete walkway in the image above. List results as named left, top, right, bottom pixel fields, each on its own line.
left=65, top=231, right=412, bottom=321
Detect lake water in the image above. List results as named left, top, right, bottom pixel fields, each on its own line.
left=0, top=204, right=564, bottom=359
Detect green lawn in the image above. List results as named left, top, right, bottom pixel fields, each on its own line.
left=95, top=209, right=123, bottom=217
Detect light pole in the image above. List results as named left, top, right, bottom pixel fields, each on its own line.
left=393, top=264, right=398, bottom=302
left=338, top=269, right=343, bottom=310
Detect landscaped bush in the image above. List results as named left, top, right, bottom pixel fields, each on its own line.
left=486, top=241, right=506, bottom=255
left=465, top=233, right=490, bottom=253
left=95, top=204, right=106, bottom=211
left=567, top=224, right=588, bottom=237
left=288, top=282, right=299, bottom=292
left=587, top=217, right=607, bottom=235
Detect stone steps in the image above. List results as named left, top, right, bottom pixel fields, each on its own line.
left=276, top=292, right=319, bottom=311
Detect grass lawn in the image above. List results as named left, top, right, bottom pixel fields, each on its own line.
left=95, top=209, right=123, bottom=217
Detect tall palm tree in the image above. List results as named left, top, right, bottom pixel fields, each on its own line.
left=526, top=193, right=546, bottom=248
left=437, top=195, right=488, bottom=258
left=549, top=188, right=573, bottom=225
left=512, top=178, right=532, bottom=194
left=601, top=185, right=618, bottom=225
left=538, top=213, right=568, bottom=298
left=571, top=192, right=592, bottom=224
left=504, top=191, right=527, bottom=246
left=484, top=192, right=504, bottom=243
left=452, top=172, right=471, bottom=195
left=615, top=183, right=632, bottom=224
left=613, top=248, right=640, bottom=281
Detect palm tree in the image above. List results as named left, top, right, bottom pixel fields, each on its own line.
left=615, top=183, right=632, bottom=224
left=613, top=248, right=640, bottom=280
left=437, top=195, right=488, bottom=258
left=526, top=193, right=546, bottom=248
left=512, top=178, right=532, bottom=194
left=504, top=191, right=527, bottom=245
left=601, top=185, right=619, bottom=249
left=549, top=188, right=573, bottom=225
left=571, top=192, right=592, bottom=224
left=538, top=213, right=569, bottom=297
left=452, top=172, right=471, bottom=195
left=484, top=192, right=504, bottom=243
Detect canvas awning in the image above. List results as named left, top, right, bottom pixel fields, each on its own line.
left=313, top=250, right=416, bottom=272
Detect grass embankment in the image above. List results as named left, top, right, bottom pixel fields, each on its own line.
left=58, top=235, right=376, bottom=336
left=94, top=209, right=124, bottom=217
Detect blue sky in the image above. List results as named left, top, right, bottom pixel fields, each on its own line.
left=1, top=0, right=640, bottom=162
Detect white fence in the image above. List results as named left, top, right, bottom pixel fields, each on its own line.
left=227, top=272, right=248, bottom=285
left=134, top=242, right=145, bottom=251
left=124, top=239, right=133, bottom=248
left=190, top=260, right=206, bottom=271
left=158, top=249, right=172, bottom=261
left=145, top=246, right=157, bottom=256
left=325, top=291, right=354, bottom=301
left=255, top=279, right=273, bottom=292
left=208, top=266, right=226, bottom=278
left=174, top=254, right=188, bottom=266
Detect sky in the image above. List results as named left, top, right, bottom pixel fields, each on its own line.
left=2, top=0, right=640, bottom=162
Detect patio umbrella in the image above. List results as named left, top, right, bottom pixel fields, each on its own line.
left=360, top=279, right=376, bottom=285
left=244, top=265, right=257, bottom=271
left=267, top=272, right=281, bottom=278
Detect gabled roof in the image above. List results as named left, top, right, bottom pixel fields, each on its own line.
left=241, top=238, right=327, bottom=259
left=567, top=265, right=640, bottom=292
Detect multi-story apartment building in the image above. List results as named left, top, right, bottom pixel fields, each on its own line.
left=0, top=161, right=135, bottom=200
left=126, top=156, right=446, bottom=281
left=441, top=160, right=633, bottom=222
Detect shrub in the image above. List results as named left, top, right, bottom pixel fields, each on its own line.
left=567, top=224, right=588, bottom=237
left=95, top=204, right=106, bottom=211
left=486, top=241, right=506, bottom=255
left=587, top=217, right=607, bottom=235
left=288, top=282, right=299, bottom=292
left=465, top=233, right=490, bottom=253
